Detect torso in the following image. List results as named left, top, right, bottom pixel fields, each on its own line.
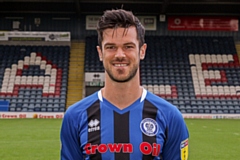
left=78, top=90, right=167, bottom=160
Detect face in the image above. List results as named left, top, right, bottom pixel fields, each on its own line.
left=97, top=26, right=147, bottom=83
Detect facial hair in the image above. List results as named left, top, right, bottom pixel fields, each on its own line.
left=104, top=55, right=140, bottom=83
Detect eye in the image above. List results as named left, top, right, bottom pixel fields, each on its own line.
left=105, top=45, right=116, bottom=50
left=125, top=45, right=134, bottom=49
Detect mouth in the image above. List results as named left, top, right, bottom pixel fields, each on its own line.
left=114, top=64, right=128, bottom=67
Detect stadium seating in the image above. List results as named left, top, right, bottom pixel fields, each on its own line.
left=84, top=36, right=104, bottom=72
left=84, top=35, right=240, bottom=114
left=0, top=45, right=70, bottom=112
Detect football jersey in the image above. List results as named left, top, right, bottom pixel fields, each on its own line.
left=60, top=89, right=189, bottom=160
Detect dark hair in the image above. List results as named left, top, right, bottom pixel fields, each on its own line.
left=96, top=9, right=145, bottom=49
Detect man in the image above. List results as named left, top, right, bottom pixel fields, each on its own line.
left=60, top=9, right=189, bottom=160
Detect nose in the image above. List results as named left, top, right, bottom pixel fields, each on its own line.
left=115, top=48, right=126, bottom=58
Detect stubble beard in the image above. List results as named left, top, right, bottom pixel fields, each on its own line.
left=105, top=62, right=139, bottom=83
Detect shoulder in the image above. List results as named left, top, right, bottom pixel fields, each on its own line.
left=145, top=91, right=183, bottom=121
left=64, top=91, right=100, bottom=119
left=145, top=91, right=179, bottom=113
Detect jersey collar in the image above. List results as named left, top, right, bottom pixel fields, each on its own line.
left=98, top=88, right=147, bottom=102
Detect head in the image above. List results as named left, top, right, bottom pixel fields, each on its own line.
left=96, top=9, right=147, bottom=83
left=97, top=9, right=145, bottom=50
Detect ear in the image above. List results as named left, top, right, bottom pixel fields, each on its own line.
left=96, top=46, right=103, bottom=61
left=140, top=43, right=147, bottom=60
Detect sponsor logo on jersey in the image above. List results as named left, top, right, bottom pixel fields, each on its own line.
left=180, top=139, right=189, bottom=160
left=140, top=118, right=158, bottom=136
left=84, top=142, right=160, bottom=156
left=88, top=119, right=100, bottom=132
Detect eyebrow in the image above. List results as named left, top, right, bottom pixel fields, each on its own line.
left=104, top=42, right=135, bottom=46
left=104, top=43, right=115, bottom=47
left=123, top=42, right=136, bottom=46
left=103, top=42, right=136, bottom=49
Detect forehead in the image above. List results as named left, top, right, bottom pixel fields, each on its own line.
left=102, top=26, right=138, bottom=44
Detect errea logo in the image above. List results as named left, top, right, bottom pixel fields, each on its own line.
left=88, top=119, right=100, bottom=133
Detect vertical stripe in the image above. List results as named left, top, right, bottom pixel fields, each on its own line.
left=129, top=104, right=144, bottom=160
left=114, top=111, right=130, bottom=160
left=87, top=100, right=101, bottom=160
left=101, top=104, right=114, bottom=159
left=142, top=100, right=158, bottom=160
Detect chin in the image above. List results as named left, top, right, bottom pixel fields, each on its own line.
left=112, top=75, right=134, bottom=83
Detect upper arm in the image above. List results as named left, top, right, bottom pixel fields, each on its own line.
left=60, top=111, right=83, bottom=160
left=162, top=112, right=189, bottom=160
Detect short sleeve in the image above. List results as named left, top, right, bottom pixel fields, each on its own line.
left=162, top=110, right=189, bottom=160
left=60, top=110, right=83, bottom=160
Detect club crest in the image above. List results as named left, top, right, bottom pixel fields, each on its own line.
left=140, top=118, right=158, bottom=136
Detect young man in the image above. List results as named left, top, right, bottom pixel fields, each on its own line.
left=60, top=9, right=189, bottom=160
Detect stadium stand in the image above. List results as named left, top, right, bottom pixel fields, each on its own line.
left=84, top=36, right=104, bottom=72
left=84, top=35, right=240, bottom=114
left=0, top=45, right=70, bottom=112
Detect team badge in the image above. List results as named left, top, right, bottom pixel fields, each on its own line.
left=140, top=118, right=158, bottom=136
left=180, top=139, right=189, bottom=160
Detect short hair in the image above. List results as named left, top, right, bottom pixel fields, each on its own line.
left=96, top=9, right=145, bottom=49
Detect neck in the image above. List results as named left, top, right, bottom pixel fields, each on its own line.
left=102, top=76, right=143, bottom=110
